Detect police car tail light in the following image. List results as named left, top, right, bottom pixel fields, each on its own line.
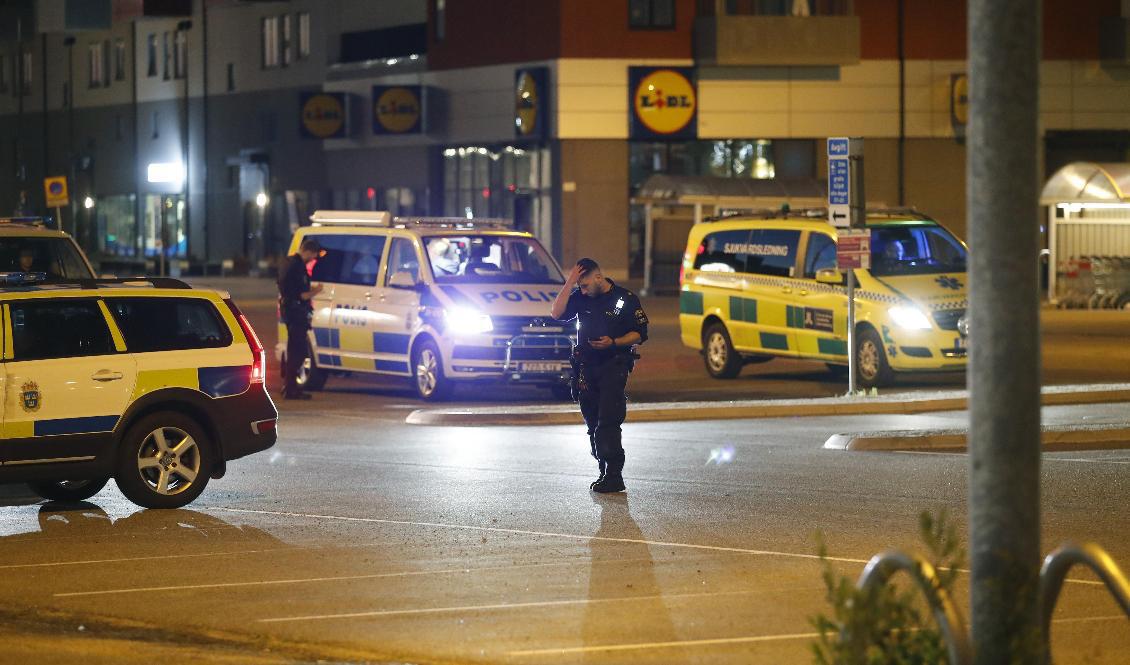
left=888, top=305, right=932, bottom=330
left=226, top=299, right=266, bottom=383
left=445, top=306, right=493, bottom=335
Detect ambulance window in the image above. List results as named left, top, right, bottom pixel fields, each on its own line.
left=385, top=237, right=420, bottom=285
left=746, top=229, right=800, bottom=278
left=693, top=230, right=751, bottom=274
left=306, top=234, right=387, bottom=286
left=870, top=224, right=967, bottom=277
left=105, top=297, right=232, bottom=352
left=804, top=233, right=837, bottom=278
left=10, top=300, right=115, bottom=361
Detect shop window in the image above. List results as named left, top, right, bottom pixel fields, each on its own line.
left=114, top=38, right=126, bottom=81
left=630, top=0, right=675, bottom=28
left=162, top=32, right=171, bottom=80
left=226, top=62, right=235, bottom=91
left=280, top=14, right=292, bottom=67
left=20, top=50, right=32, bottom=95
left=147, top=34, right=157, bottom=77
left=297, top=12, right=311, bottom=58
left=262, top=16, right=279, bottom=68
left=88, top=42, right=104, bottom=88
left=174, top=29, right=187, bottom=79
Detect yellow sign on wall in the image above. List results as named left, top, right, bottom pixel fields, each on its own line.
left=300, top=93, right=347, bottom=139
left=630, top=67, right=697, bottom=139
left=373, top=86, right=422, bottom=134
left=43, top=176, right=69, bottom=208
left=951, top=73, right=968, bottom=142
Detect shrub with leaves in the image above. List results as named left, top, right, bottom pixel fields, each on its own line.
left=811, top=511, right=965, bottom=665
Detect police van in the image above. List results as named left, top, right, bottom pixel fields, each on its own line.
left=278, top=211, right=575, bottom=401
left=0, top=273, right=277, bottom=508
left=679, top=209, right=969, bottom=388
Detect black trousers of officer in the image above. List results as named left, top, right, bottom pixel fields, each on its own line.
left=284, top=315, right=310, bottom=395
left=578, top=354, right=631, bottom=474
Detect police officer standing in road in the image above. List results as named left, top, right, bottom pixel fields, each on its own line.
left=551, top=258, right=648, bottom=493
left=278, top=238, right=323, bottom=400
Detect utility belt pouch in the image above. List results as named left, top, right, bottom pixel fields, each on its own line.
left=568, top=346, right=587, bottom=402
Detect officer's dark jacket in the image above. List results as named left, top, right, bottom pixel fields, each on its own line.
left=556, top=280, right=649, bottom=363
left=278, top=254, right=312, bottom=314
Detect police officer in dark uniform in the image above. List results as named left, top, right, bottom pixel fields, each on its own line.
left=551, top=258, right=648, bottom=493
left=277, top=238, right=323, bottom=400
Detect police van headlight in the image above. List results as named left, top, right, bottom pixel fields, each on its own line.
left=445, top=306, right=493, bottom=335
left=888, top=305, right=933, bottom=330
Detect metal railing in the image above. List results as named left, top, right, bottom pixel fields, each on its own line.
left=851, top=542, right=1130, bottom=665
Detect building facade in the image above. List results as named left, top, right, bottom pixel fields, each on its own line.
left=2, top=0, right=1129, bottom=285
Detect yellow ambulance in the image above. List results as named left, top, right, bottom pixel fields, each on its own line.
left=678, top=209, right=969, bottom=388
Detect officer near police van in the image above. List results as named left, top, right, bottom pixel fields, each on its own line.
left=278, top=238, right=323, bottom=400
left=551, top=258, right=648, bottom=493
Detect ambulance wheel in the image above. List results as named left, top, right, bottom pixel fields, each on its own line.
left=413, top=339, right=453, bottom=401
left=295, top=343, right=327, bottom=391
left=28, top=477, right=109, bottom=502
left=550, top=384, right=574, bottom=401
left=703, top=322, right=742, bottom=379
left=856, top=327, right=894, bottom=389
left=114, top=412, right=212, bottom=509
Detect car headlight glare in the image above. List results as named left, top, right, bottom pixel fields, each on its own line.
left=888, top=305, right=932, bottom=330
left=445, top=306, right=493, bottom=335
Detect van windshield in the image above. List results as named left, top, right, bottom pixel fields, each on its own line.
left=0, top=236, right=94, bottom=279
left=424, top=235, right=564, bottom=285
left=870, top=224, right=967, bottom=277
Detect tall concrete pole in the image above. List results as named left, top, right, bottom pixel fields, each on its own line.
left=967, top=1, right=1043, bottom=663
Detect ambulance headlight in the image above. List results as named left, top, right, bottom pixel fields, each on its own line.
left=888, top=305, right=932, bottom=330
left=445, top=306, right=493, bottom=335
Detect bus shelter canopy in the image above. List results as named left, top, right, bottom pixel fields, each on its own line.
left=1040, top=162, right=1130, bottom=205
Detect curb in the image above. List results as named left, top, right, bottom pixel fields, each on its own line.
left=824, top=423, right=1130, bottom=452
left=405, top=383, right=1130, bottom=426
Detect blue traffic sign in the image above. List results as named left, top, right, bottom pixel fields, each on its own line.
left=827, top=137, right=849, bottom=157
left=828, top=157, right=849, bottom=205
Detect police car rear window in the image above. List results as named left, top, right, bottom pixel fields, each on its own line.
left=105, top=297, right=232, bottom=353
left=10, top=300, right=115, bottom=361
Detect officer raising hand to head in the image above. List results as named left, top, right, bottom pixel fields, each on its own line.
left=551, top=258, right=648, bottom=493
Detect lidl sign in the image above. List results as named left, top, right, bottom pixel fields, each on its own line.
left=515, top=67, right=549, bottom=140
left=300, top=92, right=347, bottom=139
left=373, top=86, right=422, bottom=135
left=629, top=66, right=697, bottom=140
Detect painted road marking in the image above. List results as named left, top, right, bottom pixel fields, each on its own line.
left=0, top=547, right=291, bottom=571
left=259, top=589, right=762, bottom=624
left=506, top=615, right=1129, bottom=657
left=52, top=557, right=656, bottom=599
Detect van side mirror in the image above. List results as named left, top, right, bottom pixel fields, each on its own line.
left=815, top=268, right=844, bottom=284
left=388, top=270, right=421, bottom=290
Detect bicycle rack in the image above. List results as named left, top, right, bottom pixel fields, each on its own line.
left=1040, top=542, right=1130, bottom=665
left=855, top=550, right=973, bottom=665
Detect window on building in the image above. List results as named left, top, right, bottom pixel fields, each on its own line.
left=434, top=0, right=446, bottom=42
left=162, top=31, right=171, bottom=80
left=114, top=38, right=126, bottom=81
left=280, top=14, right=292, bottom=67
left=629, top=0, right=675, bottom=28
left=297, top=12, right=311, bottom=58
left=0, top=54, right=10, bottom=94
left=262, top=16, right=279, bottom=68
left=89, top=42, right=104, bottom=87
left=174, top=29, right=187, bottom=79
left=20, top=50, right=32, bottom=95
left=226, top=62, right=235, bottom=91
left=147, top=34, right=157, bottom=77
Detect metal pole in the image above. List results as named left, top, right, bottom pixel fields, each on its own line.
left=967, top=0, right=1043, bottom=663
left=641, top=202, right=654, bottom=296
left=847, top=138, right=865, bottom=394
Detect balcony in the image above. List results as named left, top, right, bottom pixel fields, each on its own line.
left=694, top=1, right=860, bottom=67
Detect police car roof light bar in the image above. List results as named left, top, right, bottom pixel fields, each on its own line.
left=310, top=210, right=393, bottom=227
left=0, top=272, right=48, bottom=285
left=391, top=216, right=514, bottom=230
left=0, top=216, right=56, bottom=229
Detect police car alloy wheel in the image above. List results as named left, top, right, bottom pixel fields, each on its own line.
left=413, top=339, right=453, bottom=401
left=27, top=477, right=110, bottom=502
left=115, top=412, right=212, bottom=509
left=703, top=322, right=742, bottom=379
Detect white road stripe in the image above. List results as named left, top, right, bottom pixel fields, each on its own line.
left=258, top=589, right=761, bottom=624
left=0, top=547, right=291, bottom=571
left=506, top=615, right=1129, bottom=657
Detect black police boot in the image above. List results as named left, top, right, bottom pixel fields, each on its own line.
left=589, top=460, right=607, bottom=491
left=591, top=464, right=625, bottom=494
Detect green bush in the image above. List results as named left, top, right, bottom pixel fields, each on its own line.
left=811, top=511, right=964, bottom=665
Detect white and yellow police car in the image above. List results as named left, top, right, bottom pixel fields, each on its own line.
left=679, top=209, right=969, bottom=388
left=0, top=216, right=97, bottom=279
left=0, top=273, right=277, bottom=508
left=278, top=211, right=576, bottom=401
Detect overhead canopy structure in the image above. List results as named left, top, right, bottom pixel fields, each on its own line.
left=1040, top=162, right=1130, bottom=307
left=632, top=174, right=828, bottom=295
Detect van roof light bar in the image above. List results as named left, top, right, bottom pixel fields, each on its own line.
left=310, top=210, right=393, bottom=226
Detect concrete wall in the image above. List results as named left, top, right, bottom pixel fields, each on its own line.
left=558, top=140, right=629, bottom=281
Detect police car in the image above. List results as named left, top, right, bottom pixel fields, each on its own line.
left=0, top=273, right=277, bottom=508
left=278, top=211, right=575, bottom=401
left=679, top=209, right=969, bottom=388
left=0, top=216, right=97, bottom=279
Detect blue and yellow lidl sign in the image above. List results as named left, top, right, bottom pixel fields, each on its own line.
left=373, top=86, right=422, bottom=135
left=300, top=92, right=347, bottom=139
left=629, top=66, right=697, bottom=140
left=515, top=67, right=549, bottom=140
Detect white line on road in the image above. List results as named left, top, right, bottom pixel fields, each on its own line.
left=258, top=589, right=761, bottom=624
left=207, top=506, right=1105, bottom=587
left=505, top=614, right=1130, bottom=657
left=0, top=547, right=291, bottom=571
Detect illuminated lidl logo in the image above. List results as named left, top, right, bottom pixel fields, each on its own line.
left=374, top=86, right=422, bottom=134
left=301, top=93, right=346, bottom=139
left=633, top=69, right=696, bottom=136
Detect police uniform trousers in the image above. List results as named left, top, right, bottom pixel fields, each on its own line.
left=284, top=308, right=311, bottom=395
left=578, top=354, right=631, bottom=473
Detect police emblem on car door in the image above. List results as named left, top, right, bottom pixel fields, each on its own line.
left=20, top=381, right=41, bottom=412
